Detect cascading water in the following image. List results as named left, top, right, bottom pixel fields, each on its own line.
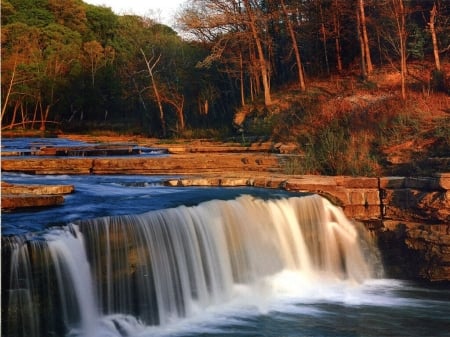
left=2, top=194, right=383, bottom=337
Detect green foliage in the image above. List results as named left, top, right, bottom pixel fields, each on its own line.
left=378, top=112, right=420, bottom=146
left=429, top=118, right=450, bottom=157
left=2, top=0, right=448, bottom=139
left=245, top=114, right=276, bottom=137
left=282, top=118, right=380, bottom=177
left=408, top=23, right=427, bottom=60
left=84, top=4, right=118, bottom=43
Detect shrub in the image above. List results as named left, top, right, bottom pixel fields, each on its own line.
left=285, top=120, right=380, bottom=176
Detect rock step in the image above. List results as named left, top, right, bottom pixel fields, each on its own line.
left=1, top=154, right=282, bottom=175
left=1, top=182, right=74, bottom=195
left=2, top=194, right=65, bottom=210
left=1, top=182, right=74, bottom=210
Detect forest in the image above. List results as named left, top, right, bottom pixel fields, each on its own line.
left=1, top=0, right=449, bottom=139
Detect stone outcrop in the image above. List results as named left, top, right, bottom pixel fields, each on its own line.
left=1, top=148, right=449, bottom=282
left=1, top=181, right=74, bottom=210
left=167, top=173, right=450, bottom=282
left=1, top=154, right=282, bottom=175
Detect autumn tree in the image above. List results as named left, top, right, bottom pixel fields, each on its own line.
left=386, top=0, right=408, bottom=99
left=1, top=22, right=44, bottom=129
left=358, top=0, right=373, bottom=76
left=280, top=0, right=306, bottom=91
left=180, top=0, right=273, bottom=106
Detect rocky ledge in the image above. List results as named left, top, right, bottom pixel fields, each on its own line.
left=167, top=173, right=450, bottom=282
left=1, top=153, right=449, bottom=282
left=1, top=181, right=74, bottom=210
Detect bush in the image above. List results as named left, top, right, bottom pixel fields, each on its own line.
left=285, top=119, right=380, bottom=176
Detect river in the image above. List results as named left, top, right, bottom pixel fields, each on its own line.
left=1, top=138, right=450, bottom=337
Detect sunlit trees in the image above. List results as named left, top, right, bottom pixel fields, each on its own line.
left=179, top=0, right=273, bottom=106
left=280, top=0, right=306, bottom=91
left=1, top=0, right=448, bottom=135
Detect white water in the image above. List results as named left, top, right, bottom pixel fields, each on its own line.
left=3, top=194, right=384, bottom=337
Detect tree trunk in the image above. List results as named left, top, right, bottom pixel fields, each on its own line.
left=140, top=49, right=166, bottom=136
left=40, top=104, right=51, bottom=131
left=281, top=0, right=306, bottom=91
left=356, top=7, right=368, bottom=80
left=243, top=0, right=272, bottom=106
left=8, top=101, right=20, bottom=129
left=240, top=52, right=246, bottom=106
left=21, top=103, right=26, bottom=128
left=1, top=58, right=17, bottom=122
left=319, top=3, right=330, bottom=75
left=177, top=96, right=185, bottom=131
left=429, top=3, right=441, bottom=71
left=32, top=101, right=38, bottom=129
left=333, top=0, right=343, bottom=73
left=359, top=0, right=373, bottom=75
left=392, top=0, right=407, bottom=100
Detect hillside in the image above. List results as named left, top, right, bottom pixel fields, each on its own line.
left=235, top=62, right=449, bottom=177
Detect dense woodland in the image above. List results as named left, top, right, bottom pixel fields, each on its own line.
left=1, top=0, right=449, bottom=138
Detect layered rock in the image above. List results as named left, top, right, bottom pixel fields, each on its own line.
left=1, top=181, right=74, bottom=210
left=168, top=173, right=450, bottom=282
left=1, top=154, right=282, bottom=175
left=1, top=151, right=449, bottom=282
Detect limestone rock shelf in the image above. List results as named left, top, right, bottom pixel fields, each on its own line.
left=1, top=181, right=74, bottom=210
left=166, top=173, right=450, bottom=282
left=1, top=154, right=282, bottom=175
left=2, top=143, right=144, bottom=157
left=2, top=194, right=65, bottom=210
left=1, top=149, right=449, bottom=282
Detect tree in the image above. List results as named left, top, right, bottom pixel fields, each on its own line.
left=84, top=4, right=118, bottom=43
left=358, top=0, right=373, bottom=75
left=1, top=22, right=42, bottom=129
left=48, top=0, right=87, bottom=33
left=37, top=24, right=83, bottom=129
left=180, top=0, right=273, bottom=106
left=83, top=40, right=114, bottom=88
left=140, top=48, right=166, bottom=136
left=280, top=0, right=306, bottom=91
left=390, top=0, right=408, bottom=99
left=429, top=2, right=441, bottom=71
left=332, top=0, right=344, bottom=73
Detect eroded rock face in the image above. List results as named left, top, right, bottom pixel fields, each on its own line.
left=2, top=152, right=449, bottom=281
left=171, top=173, right=450, bottom=282
left=376, top=175, right=450, bottom=282
left=1, top=181, right=74, bottom=210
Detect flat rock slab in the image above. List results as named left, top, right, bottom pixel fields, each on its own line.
left=1, top=154, right=282, bottom=175
left=2, top=194, right=65, bottom=210
left=1, top=181, right=74, bottom=195
left=1, top=182, right=74, bottom=210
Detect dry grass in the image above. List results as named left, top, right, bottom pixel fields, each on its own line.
left=239, top=62, right=449, bottom=176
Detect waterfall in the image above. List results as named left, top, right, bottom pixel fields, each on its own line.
left=2, top=194, right=382, bottom=337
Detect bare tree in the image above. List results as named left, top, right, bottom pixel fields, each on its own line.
left=281, top=0, right=306, bottom=91
left=180, top=0, right=272, bottom=106
left=140, top=49, right=166, bottom=135
left=242, top=0, right=272, bottom=105
left=429, top=2, right=441, bottom=71
left=332, top=0, right=344, bottom=73
left=358, top=0, right=373, bottom=75
left=391, top=0, right=408, bottom=100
